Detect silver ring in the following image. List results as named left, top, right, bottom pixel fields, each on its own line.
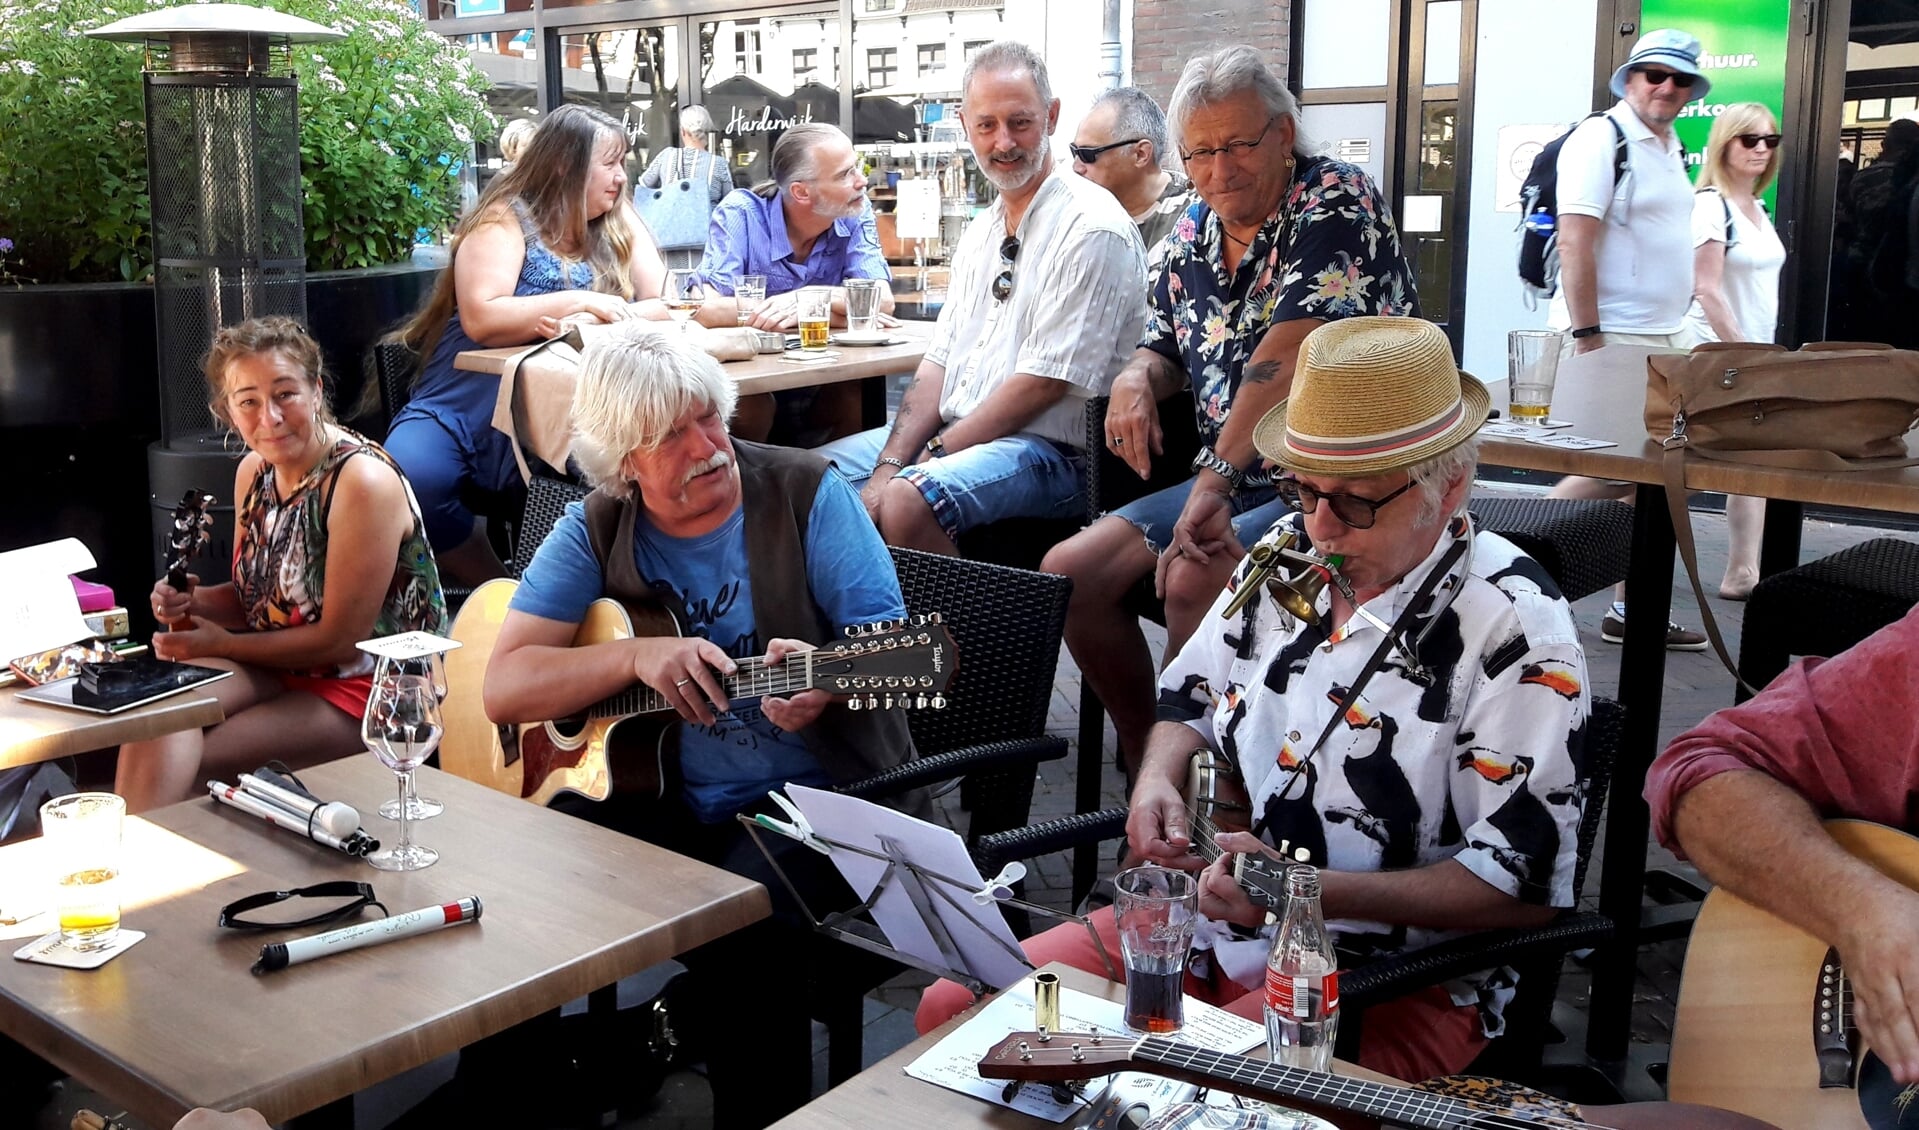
left=1111, top=436, right=1124, bottom=446
left=674, top=678, right=691, bottom=688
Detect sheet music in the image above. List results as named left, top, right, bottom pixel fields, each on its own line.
left=903, top=984, right=1266, bottom=1120
left=784, top=783, right=1030, bottom=989
left=0, top=539, right=96, bottom=659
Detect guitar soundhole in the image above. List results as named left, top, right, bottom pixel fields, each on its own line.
left=551, top=715, right=587, bottom=740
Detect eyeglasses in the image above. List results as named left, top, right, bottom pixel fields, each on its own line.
left=1278, top=476, right=1415, bottom=530
left=990, top=235, right=1020, bottom=303
left=1633, top=66, right=1699, bottom=89
left=1069, top=138, right=1146, bottom=164
left=1735, top=132, right=1783, bottom=150
left=1178, top=114, right=1279, bottom=165
left=217, top=881, right=386, bottom=931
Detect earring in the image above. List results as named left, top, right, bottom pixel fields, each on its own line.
left=1285, top=154, right=1296, bottom=170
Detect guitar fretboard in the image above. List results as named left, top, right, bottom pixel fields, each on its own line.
left=1134, top=1038, right=1597, bottom=1130
left=591, top=653, right=816, bottom=718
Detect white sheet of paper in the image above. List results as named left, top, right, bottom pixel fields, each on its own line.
left=896, top=178, right=943, bottom=239
left=1479, top=422, right=1553, bottom=440
left=0, top=539, right=96, bottom=659
left=783, top=782, right=1031, bottom=989
left=903, top=983, right=1266, bottom=1120
left=1532, top=434, right=1618, bottom=450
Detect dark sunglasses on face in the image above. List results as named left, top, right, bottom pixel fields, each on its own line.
left=1634, top=66, right=1698, bottom=89
left=1278, top=476, right=1415, bottom=530
left=1069, top=138, right=1146, bottom=164
left=1735, top=132, right=1783, bottom=150
left=217, top=881, right=386, bottom=931
left=990, top=234, right=1020, bottom=303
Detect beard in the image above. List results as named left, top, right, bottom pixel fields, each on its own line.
left=979, top=145, right=1047, bottom=193
left=815, top=191, right=868, bottom=222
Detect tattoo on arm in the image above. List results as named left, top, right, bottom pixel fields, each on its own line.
left=1245, top=360, right=1282, bottom=385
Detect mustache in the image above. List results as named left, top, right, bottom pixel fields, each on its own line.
left=681, top=450, right=732, bottom=484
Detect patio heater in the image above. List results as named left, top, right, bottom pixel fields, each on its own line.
left=87, top=4, right=343, bottom=582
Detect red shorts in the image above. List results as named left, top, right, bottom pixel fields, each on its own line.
left=280, top=673, right=372, bottom=718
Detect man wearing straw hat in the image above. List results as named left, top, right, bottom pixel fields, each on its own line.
left=916, top=317, right=1594, bottom=1082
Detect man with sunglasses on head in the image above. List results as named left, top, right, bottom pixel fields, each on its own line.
left=1071, top=86, right=1194, bottom=273
left=815, top=40, right=1147, bottom=552
left=1045, top=45, right=1416, bottom=785
left=1547, top=28, right=1713, bottom=652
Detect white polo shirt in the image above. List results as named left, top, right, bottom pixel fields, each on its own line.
left=927, top=166, right=1147, bottom=447
left=1547, top=101, right=1695, bottom=335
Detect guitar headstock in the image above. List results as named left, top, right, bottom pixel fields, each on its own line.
left=165, top=489, right=216, bottom=585
left=977, top=1031, right=1134, bottom=1082
left=819, top=614, right=957, bottom=712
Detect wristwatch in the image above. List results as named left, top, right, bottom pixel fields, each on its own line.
left=1191, top=446, right=1247, bottom=491
left=1570, top=325, right=1603, bottom=340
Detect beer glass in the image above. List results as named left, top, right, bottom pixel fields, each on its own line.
left=1113, top=865, right=1199, bottom=1034
left=41, top=792, right=125, bottom=950
left=798, top=286, right=833, bottom=350
left=843, top=278, right=883, bottom=337
left=736, top=275, right=767, bottom=325
left=1508, top=330, right=1566, bottom=422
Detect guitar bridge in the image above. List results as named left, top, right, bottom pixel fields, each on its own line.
left=1813, top=947, right=1855, bottom=1089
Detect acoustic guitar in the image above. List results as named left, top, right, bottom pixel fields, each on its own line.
left=1185, top=747, right=1293, bottom=909
left=1669, top=820, right=1919, bottom=1130
left=979, top=1030, right=1610, bottom=1129
left=443, top=578, right=958, bottom=806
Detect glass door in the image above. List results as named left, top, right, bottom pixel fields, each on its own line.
left=554, top=19, right=689, bottom=188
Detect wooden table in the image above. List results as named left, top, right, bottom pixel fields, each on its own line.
left=1478, top=345, right=1919, bottom=1069
left=0, top=756, right=769, bottom=1128
left=775, top=963, right=1395, bottom=1129
left=0, top=684, right=223, bottom=770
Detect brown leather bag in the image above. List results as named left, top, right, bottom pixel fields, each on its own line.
left=1642, top=341, right=1919, bottom=690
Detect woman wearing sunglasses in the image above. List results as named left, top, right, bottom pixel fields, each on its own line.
left=1681, top=104, right=1788, bottom=600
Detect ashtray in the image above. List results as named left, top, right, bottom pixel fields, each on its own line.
left=752, top=331, right=786, bottom=354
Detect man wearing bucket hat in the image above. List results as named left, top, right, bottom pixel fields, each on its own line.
left=915, top=318, right=1594, bottom=1082
left=1549, top=27, right=1712, bottom=652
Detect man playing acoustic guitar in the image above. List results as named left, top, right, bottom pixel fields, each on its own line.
left=483, top=329, right=922, bottom=1129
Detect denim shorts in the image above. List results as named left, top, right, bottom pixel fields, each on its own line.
left=1109, top=476, right=1289, bottom=555
left=815, top=427, right=1086, bottom=543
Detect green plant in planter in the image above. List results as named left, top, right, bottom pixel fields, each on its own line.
left=0, top=0, right=496, bottom=284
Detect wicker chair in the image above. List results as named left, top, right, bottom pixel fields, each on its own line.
left=976, top=697, right=1622, bottom=1086
left=1737, top=536, right=1919, bottom=701
left=808, top=547, right=1074, bottom=1084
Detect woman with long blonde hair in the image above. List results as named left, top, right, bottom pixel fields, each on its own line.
left=1682, top=102, right=1787, bottom=599
left=388, top=104, right=669, bottom=581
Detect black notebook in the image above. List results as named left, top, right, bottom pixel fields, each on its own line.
left=16, top=657, right=231, bottom=715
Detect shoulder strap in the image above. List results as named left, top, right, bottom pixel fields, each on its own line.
left=1606, top=115, right=1629, bottom=191
left=1697, top=186, right=1738, bottom=248
left=1659, top=445, right=1759, bottom=696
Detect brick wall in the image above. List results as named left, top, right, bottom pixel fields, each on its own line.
left=1131, top=0, right=1292, bottom=110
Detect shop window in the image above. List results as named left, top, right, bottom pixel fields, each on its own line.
left=793, top=47, right=817, bottom=83
left=735, top=29, right=761, bottom=75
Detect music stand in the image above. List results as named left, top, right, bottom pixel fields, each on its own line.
left=739, top=785, right=1116, bottom=997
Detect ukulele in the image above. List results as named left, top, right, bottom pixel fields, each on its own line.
left=161, top=490, right=216, bottom=630
left=1668, top=820, right=1919, bottom=1130
left=979, top=1030, right=1608, bottom=1130
left=443, top=577, right=958, bottom=805
left=1185, top=747, right=1296, bottom=909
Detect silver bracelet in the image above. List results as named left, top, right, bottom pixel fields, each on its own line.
left=875, top=456, right=909, bottom=472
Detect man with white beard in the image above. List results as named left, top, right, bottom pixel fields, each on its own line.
left=816, top=40, right=1148, bottom=552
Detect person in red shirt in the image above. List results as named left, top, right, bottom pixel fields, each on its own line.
left=1646, top=603, right=1919, bottom=1085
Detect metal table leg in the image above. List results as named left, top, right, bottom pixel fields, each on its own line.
left=1585, top=481, right=1678, bottom=1061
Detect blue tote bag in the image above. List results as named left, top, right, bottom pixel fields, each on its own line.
left=636, top=148, right=717, bottom=253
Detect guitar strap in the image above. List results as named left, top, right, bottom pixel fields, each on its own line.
left=1255, top=536, right=1469, bottom=839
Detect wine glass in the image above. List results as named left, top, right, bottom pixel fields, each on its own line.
left=378, top=654, right=446, bottom=821
left=663, top=269, right=704, bottom=333
left=364, top=665, right=442, bottom=871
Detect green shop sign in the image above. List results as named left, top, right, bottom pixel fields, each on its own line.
left=1637, top=0, right=1792, bottom=208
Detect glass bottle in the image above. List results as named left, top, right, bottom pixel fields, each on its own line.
left=1263, top=865, right=1340, bottom=1071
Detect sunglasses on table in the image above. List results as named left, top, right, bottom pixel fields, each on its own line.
left=990, top=234, right=1020, bottom=304
left=217, top=881, right=386, bottom=931
left=1069, top=137, right=1146, bottom=164
left=1735, top=132, right=1783, bottom=150
left=1278, top=476, right=1415, bottom=530
left=1633, top=66, right=1699, bottom=89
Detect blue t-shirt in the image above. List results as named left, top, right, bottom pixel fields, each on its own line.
left=510, top=470, right=904, bottom=822
left=694, top=188, right=891, bottom=297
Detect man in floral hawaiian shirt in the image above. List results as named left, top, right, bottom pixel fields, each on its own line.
left=1043, top=45, right=1417, bottom=782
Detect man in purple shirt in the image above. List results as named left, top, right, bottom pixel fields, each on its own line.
left=693, top=122, right=894, bottom=443
left=694, top=122, right=894, bottom=329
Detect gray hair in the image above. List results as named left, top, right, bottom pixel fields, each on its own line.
left=761, top=122, right=847, bottom=197
left=570, top=328, right=739, bottom=500
left=1167, top=46, right=1315, bottom=156
left=1089, top=86, right=1169, bottom=163
left=678, top=105, right=714, bottom=138
left=961, top=40, right=1053, bottom=108
left=1407, top=437, right=1482, bottom=526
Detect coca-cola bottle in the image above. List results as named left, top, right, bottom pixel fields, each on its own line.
left=1263, top=865, right=1339, bottom=1071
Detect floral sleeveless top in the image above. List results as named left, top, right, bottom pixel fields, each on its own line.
left=232, top=430, right=448, bottom=679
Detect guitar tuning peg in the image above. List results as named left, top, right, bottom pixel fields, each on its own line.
left=882, top=694, right=895, bottom=710
left=927, top=611, right=942, bottom=624
left=910, top=613, right=925, bottom=627
left=914, top=694, right=928, bottom=709
left=848, top=696, right=863, bottom=711
left=844, top=625, right=858, bottom=638
left=931, top=694, right=946, bottom=710
left=866, top=695, right=880, bottom=710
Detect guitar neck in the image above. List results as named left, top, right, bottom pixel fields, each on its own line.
left=593, top=653, right=815, bottom=719
left=1130, top=1038, right=1596, bottom=1130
